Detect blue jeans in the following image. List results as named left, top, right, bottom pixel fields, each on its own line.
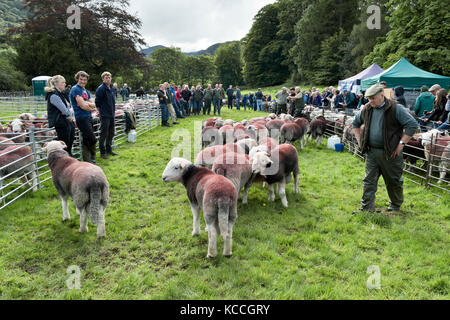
left=438, top=121, right=450, bottom=131
left=236, top=98, right=241, bottom=110
left=257, top=99, right=263, bottom=111
left=213, top=98, right=221, bottom=115
left=160, top=104, right=169, bottom=123
left=189, top=100, right=194, bottom=114
left=193, top=101, right=202, bottom=114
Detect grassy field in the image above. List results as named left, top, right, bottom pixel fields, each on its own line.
left=0, top=108, right=449, bottom=299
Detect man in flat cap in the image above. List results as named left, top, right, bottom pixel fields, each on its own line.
left=352, top=83, right=419, bottom=214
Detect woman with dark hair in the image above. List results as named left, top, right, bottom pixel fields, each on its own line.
left=45, top=75, right=75, bottom=156
left=425, top=89, right=448, bottom=128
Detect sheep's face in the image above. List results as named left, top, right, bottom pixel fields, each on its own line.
left=420, top=129, right=440, bottom=147
left=249, top=145, right=268, bottom=161
left=162, top=158, right=192, bottom=183
left=10, top=119, right=25, bottom=133
left=251, top=152, right=273, bottom=175
left=42, top=140, right=67, bottom=154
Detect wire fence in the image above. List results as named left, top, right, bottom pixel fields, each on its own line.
left=318, top=109, right=450, bottom=195
left=1, top=97, right=161, bottom=211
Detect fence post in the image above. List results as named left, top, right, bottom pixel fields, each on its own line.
left=28, top=126, right=41, bottom=190
left=425, top=133, right=436, bottom=188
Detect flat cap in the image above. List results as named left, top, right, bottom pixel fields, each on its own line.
left=282, top=87, right=288, bottom=91
left=365, top=84, right=384, bottom=98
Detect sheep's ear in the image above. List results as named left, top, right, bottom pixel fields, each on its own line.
left=42, top=142, right=48, bottom=150
left=59, top=141, right=67, bottom=148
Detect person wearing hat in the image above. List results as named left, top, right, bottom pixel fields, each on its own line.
left=352, top=83, right=418, bottom=214
left=275, top=87, right=289, bottom=115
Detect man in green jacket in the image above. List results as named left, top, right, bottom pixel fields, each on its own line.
left=414, top=85, right=435, bottom=117
left=203, top=84, right=214, bottom=115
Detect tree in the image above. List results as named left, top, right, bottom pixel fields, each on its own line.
left=150, top=47, right=185, bottom=84
left=9, top=0, right=146, bottom=90
left=242, top=3, right=288, bottom=87
left=289, top=0, right=359, bottom=84
left=363, top=0, right=450, bottom=76
left=215, top=42, right=243, bottom=86
left=0, top=44, right=30, bottom=91
left=193, top=55, right=216, bottom=86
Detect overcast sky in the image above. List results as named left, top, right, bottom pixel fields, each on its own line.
left=129, top=0, right=277, bottom=52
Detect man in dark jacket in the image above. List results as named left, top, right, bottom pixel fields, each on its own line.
left=95, top=72, right=117, bottom=159
left=352, top=84, right=418, bottom=214
left=343, top=89, right=357, bottom=115
left=226, top=85, right=234, bottom=109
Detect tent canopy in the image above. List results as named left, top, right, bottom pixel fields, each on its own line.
left=361, top=58, right=450, bottom=91
left=338, top=63, right=384, bottom=94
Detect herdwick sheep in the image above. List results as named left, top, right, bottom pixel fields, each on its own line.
left=212, top=152, right=253, bottom=204
left=250, top=144, right=299, bottom=207
left=306, top=116, right=327, bottom=147
left=280, top=120, right=308, bottom=150
left=195, top=143, right=246, bottom=169
left=0, top=144, right=38, bottom=192
left=421, top=130, right=450, bottom=184
left=162, top=158, right=238, bottom=258
left=43, top=141, right=109, bottom=238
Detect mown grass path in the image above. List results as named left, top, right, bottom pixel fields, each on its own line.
left=0, top=108, right=448, bottom=299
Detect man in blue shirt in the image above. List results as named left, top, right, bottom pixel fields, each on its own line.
left=96, top=72, right=117, bottom=159
left=226, top=85, right=234, bottom=109
left=70, top=71, right=97, bottom=163
left=235, top=87, right=241, bottom=110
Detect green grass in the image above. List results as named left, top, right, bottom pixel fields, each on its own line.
left=0, top=108, right=449, bottom=299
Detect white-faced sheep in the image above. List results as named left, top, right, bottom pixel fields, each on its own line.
left=162, top=158, right=238, bottom=258
left=0, top=144, right=38, bottom=192
left=195, top=143, right=246, bottom=169
left=212, top=152, right=253, bottom=204
left=250, top=144, right=299, bottom=207
left=43, top=141, right=109, bottom=238
left=201, top=126, right=221, bottom=148
left=4, top=119, right=27, bottom=143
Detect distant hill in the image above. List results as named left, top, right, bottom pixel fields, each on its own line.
left=0, top=0, right=27, bottom=34
left=141, top=41, right=234, bottom=58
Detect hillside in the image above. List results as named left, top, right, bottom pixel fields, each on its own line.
left=0, top=0, right=26, bottom=34
left=141, top=41, right=234, bottom=58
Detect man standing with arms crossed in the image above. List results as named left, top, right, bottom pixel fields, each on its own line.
left=352, top=84, right=418, bottom=214
left=96, top=72, right=118, bottom=159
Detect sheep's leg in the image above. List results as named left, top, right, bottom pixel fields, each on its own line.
left=207, top=223, right=218, bottom=258
left=223, top=221, right=234, bottom=257
left=61, top=197, right=70, bottom=221
left=317, top=135, right=322, bottom=147
left=268, top=184, right=275, bottom=202
left=190, top=203, right=201, bottom=236
left=300, top=136, right=304, bottom=150
left=278, top=179, right=288, bottom=208
left=79, top=207, right=88, bottom=233
left=438, top=162, right=447, bottom=184
left=294, top=170, right=299, bottom=194
left=96, top=206, right=106, bottom=238
left=305, top=133, right=310, bottom=145
left=29, top=171, right=38, bottom=192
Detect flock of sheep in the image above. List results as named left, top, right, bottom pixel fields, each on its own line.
left=162, top=112, right=332, bottom=258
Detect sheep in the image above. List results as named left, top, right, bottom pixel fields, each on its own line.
left=42, top=141, right=109, bottom=238
left=0, top=144, right=38, bottom=192
left=342, top=123, right=359, bottom=155
left=202, top=118, right=217, bottom=129
left=250, top=144, right=299, bottom=207
left=218, top=125, right=235, bottom=144
left=306, top=115, right=327, bottom=147
left=235, top=138, right=258, bottom=155
left=280, top=120, right=308, bottom=150
left=214, top=118, right=224, bottom=129
left=201, top=126, right=221, bottom=148
left=402, top=137, right=425, bottom=171
left=245, top=123, right=269, bottom=142
left=162, top=158, right=238, bottom=258
left=212, top=152, right=253, bottom=204
left=265, top=119, right=285, bottom=141
left=421, top=130, right=450, bottom=184
left=258, top=137, right=278, bottom=152
left=195, top=143, right=246, bottom=169
left=4, top=119, right=27, bottom=143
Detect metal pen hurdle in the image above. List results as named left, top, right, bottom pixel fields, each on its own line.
left=0, top=96, right=161, bottom=211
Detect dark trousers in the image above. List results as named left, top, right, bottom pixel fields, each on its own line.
left=203, top=99, right=212, bottom=115
left=55, top=122, right=75, bottom=156
left=213, top=98, right=221, bottom=115
left=99, top=117, right=115, bottom=155
left=76, top=117, right=97, bottom=162
left=362, top=148, right=404, bottom=211
left=227, top=96, right=233, bottom=109
left=160, top=104, right=169, bottom=124
left=277, top=103, right=287, bottom=115
left=193, top=101, right=202, bottom=115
